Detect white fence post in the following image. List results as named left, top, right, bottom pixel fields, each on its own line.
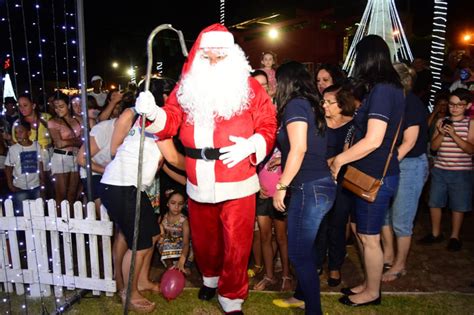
left=100, top=205, right=114, bottom=297
left=74, top=202, right=87, bottom=289
left=86, top=203, right=100, bottom=296
left=61, top=201, right=75, bottom=290
left=0, top=200, right=15, bottom=293
left=32, top=199, right=51, bottom=297
left=23, top=200, right=40, bottom=297
left=48, top=199, right=64, bottom=298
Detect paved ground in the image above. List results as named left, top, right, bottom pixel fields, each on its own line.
left=150, top=203, right=474, bottom=294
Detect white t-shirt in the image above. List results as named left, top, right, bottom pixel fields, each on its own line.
left=80, top=119, right=116, bottom=179
left=5, top=142, right=42, bottom=190
left=88, top=91, right=108, bottom=107
left=101, top=120, right=162, bottom=190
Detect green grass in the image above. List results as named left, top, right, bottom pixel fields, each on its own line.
left=2, top=289, right=474, bottom=314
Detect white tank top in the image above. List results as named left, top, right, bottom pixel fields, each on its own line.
left=101, top=120, right=162, bottom=189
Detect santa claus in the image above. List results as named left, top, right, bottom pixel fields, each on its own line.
left=136, top=24, right=277, bottom=314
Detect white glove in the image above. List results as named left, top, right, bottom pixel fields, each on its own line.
left=135, top=91, right=160, bottom=121
left=219, top=135, right=256, bottom=168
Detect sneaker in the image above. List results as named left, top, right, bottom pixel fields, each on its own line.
left=417, top=233, right=445, bottom=245
left=447, top=238, right=462, bottom=252
left=273, top=298, right=305, bottom=308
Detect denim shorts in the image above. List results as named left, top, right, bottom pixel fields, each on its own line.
left=385, top=154, right=429, bottom=236
left=428, top=167, right=473, bottom=212
left=354, top=174, right=399, bottom=235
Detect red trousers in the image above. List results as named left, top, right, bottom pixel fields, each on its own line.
left=188, top=194, right=255, bottom=300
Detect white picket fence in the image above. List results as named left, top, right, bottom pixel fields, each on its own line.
left=0, top=198, right=116, bottom=298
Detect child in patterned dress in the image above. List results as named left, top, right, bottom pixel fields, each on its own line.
left=158, top=190, right=191, bottom=274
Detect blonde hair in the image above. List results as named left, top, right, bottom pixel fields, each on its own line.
left=393, top=62, right=416, bottom=92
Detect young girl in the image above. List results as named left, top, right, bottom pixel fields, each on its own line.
left=260, top=51, right=277, bottom=98
left=47, top=92, right=83, bottom=208
left=158, top=190, right=191, bottom=275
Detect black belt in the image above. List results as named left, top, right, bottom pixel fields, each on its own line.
left=184, top=147, right=222, bottom=161
left=54, top=149, right=74, bottom=156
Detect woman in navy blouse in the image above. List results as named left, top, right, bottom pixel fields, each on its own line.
left=330, top=35, right=405, bottom=307
left=271, top=61, right=336, bottom=315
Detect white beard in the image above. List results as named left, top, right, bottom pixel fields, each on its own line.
left=178, top=45, right=251, bottom=129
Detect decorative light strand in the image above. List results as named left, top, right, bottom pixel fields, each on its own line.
left=71, top=10, right=81, bottom=88
left=219, top=0, right=225, bottom=25
left=20, top=0, right=33, bottom=95
left=428, top=0, right=448, bottom=112
left=51, top=0, right=60, bottom=89
left=62, top=0, right=71, bottom=88
left=34, top=0, right=47, bottom=112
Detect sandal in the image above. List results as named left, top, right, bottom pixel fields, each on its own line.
left=273, top=297, right=305, bottom=308
left=382, top=269, right=407, bottom=282
left=280, top=276, right=292, bottom=292
left=127, top=298, right=156, bottom=313
left=247, top=264, right=264, bottom=278
left=120, top=290, right=156, bottom=313
left=254, top=275, right=277, bottom=291
left=138, top=282, right=161, bottom=294
left=383, top=263, right=393, bottom=272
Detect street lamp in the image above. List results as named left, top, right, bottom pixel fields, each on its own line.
left=463, top=34, right=472, bottom=42
left=112, top=61, right=119, bottom=69
left=268, top=28, right=279, bottom=39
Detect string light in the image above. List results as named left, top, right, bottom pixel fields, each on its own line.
left=428, top=0, right=448, bottom=111
left=20, top=0, right=33, bottom=98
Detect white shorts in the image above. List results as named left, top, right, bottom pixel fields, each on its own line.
left=40, top=148, right=52, bottom=172
left=51, top=152, right=78, bottom=175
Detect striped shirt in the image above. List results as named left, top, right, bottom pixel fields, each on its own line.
left=434, top=117, right=473, bottom=171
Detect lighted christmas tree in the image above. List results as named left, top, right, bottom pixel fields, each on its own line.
left=3, top=73, right=17, bottom=101
left=343, top=0, right=414, bottom=75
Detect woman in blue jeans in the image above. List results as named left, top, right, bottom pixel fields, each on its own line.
left=316, top=84, right=355, bottom=287
left=271, top=61, right=336, bottom=315
left=330, top=35, right=405, bottom=307
left=381, top=63, right=430, bottom=282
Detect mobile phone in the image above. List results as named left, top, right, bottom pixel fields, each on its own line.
left=442, top=118, right=453, bottom=127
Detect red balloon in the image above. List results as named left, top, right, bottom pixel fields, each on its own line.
left=161, top=269, right=186, bottom=301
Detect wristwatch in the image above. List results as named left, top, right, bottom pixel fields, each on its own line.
left=276, top=182, right=289, bottom=191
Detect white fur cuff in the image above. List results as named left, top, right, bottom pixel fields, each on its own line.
left=218, top=295, right=244, bottom=312
left=203, top=276, right=219, bottom=288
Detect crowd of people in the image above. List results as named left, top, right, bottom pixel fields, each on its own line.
left=0, top=23, right=473, bottom=315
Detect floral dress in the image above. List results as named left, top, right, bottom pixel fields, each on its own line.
left=158, top=213, right=187, bottom=262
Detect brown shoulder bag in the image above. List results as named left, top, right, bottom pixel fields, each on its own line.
left=342, top=118, right=403, bottom=203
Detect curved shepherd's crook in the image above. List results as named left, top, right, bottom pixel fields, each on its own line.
left=124, top=24, right=189, bottom=315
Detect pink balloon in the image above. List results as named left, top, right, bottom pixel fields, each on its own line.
left=161, top=269, right=185, bottom=301
left=258, top=165, right=282, bottom=197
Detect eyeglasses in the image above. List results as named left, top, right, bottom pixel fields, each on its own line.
left=448, top=102, right=467, bottom=109
left=320, top=99, right=338, bottom=106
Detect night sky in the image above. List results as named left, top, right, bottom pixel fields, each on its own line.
left=1, top=0, right=473, bottom=98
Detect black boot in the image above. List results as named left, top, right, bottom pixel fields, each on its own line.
left=198, top=285, right=217, bottom=301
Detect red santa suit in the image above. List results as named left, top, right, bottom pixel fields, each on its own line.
left=145, top=24, right=276, bottom=312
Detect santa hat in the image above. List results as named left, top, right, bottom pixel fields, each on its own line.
left=180, top=23, right=234, bottom=78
